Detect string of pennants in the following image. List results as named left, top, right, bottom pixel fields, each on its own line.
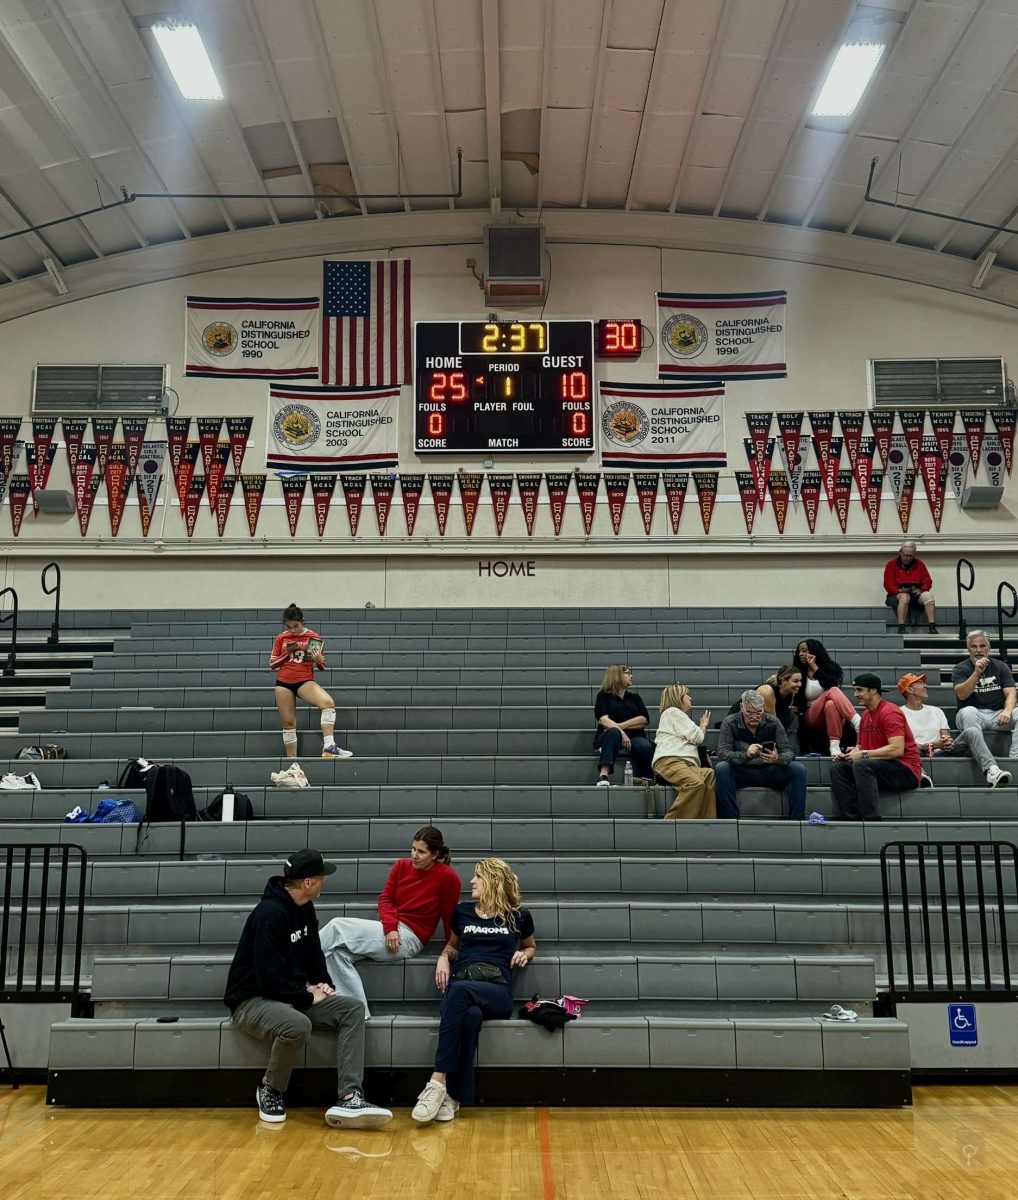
left=0, top=407, right=1013, bottom=538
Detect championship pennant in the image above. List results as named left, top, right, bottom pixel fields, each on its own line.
left=991, top=409, right=1015, bottom=474
left=122, top=418, right=148, bottom=479
left=166, top=417, right=191, bottom=501
left=852, top=437, right=876, bottom=499
left=457, top=473, right=484, bottom=536
left=103, top=444, right=131, bottom=536
left=574, top=472, right=600, bottom=536
left=72, top=446, right=98, bottom=536
left=136, top=441, right=166, bottom=536
left=0, top=419, right=22, bottom=494
left=898, top=409, right=926, bottom=468
left=214, top=474, right=236, bottom=537
left=838, top=411, right=864, bottom=470
left=744, top=437, right=774, bottom=511
left=633, top=472, right=659, bottom=535
left=692, top=471, right=718, bottom=534
left=735, top=472, right=757, bottom=534
left=897, top=469, right=916, bottom=533
left=863, top=471, right=884, bottom=533
left=183, top=475, right=205, bottom=538
left=428, top=474, right=454, bottom=536
left=280, top=475, right=307, bottom=536
left=517, top=474, right=542, bottom=536
left=817, top=436, right=843, bottom=509
left=929, top=409, right=956, bottom=466
left=808, top=412, right=835, bottom=474
left=745, top=413, right=773, bottom=475
left=196, top=416, right=224, bottom=479
left=982, top=435, right=1007, bottom=489
left=800, top=470, right=822, bottom=534
left=768, top=470, right=790, bottom=533
left=869, top=410, right=895, bottom=471
left=310, top=474, right=338, bottom=537
left=8, top=476, right=31, bottom=535
left=603, top=472, right=630, bottom=535
left=91, top=416, right=117, bottom=474
left=544, top=473, right=569, bottom=536
left=947, top=434, right=970, bottom=504
left=341, top=475, right=366, bottom=536
left=241, top=474, right=266, bottom=536
left=206, top=444, right=231, bottom=512
left=176, top=443, right=200, bottom=509
left=487, top=474, right=514, bottom=536
left=31, top=419, right=57, bottom=494
left=886, top=436, right=909, bottom=504
left=833, top=470, right=853, bottom=533
left=226, top=416, right=253, bottom=474
left=370, top=474, right=395, bottom=536
left=777, top=412, right=804, bottom=475
left=918, top=435, right=947, bottom=531
left=26, top=444, right=57, bottom=502
left=61, top=417, right=86, bottom=474
left=962, top=409, right=986, bottom=472
left=399, top=474, right=424, bottom=535
left=662, top=472, right=688, bottom=533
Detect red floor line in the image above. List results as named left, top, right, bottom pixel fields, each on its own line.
left=539, top=1107, right=555, bottom=1200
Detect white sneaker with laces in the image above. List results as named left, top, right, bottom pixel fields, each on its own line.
left=595, top=776, right=611, bottom=787
left=986, top=765, right=1013, bottom=788
left=434, top=1095, right=459, bottom=1122
left=411, top=1079, right=447, bottom=1124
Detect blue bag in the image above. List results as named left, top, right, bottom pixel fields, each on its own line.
left=90, top=798, right=141, bottom=824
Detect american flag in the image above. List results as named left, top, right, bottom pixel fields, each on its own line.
left=321, top=259, right=412, bottom=387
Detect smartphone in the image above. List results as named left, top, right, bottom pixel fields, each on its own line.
left=760, top=741, right=776, bottom=752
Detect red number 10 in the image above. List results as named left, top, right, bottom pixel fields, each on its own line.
left=559, top=371, right=589, bottom=400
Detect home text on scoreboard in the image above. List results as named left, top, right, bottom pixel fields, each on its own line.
left=414, top=320, right=594, bottom=453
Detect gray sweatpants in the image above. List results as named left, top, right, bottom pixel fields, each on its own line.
left=231, top=993, right=365, bottom=1095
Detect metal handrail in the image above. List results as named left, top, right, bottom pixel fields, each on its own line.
left=41, top=561, right=61, bottom=646
left=956, top=558, right=975, bottom=644
left=997, top=581, right=1017, bottom=666
left=0, top=587, right=18, bottom=677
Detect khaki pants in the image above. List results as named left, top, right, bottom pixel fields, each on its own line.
left=654, top=756, right=716, bottom=819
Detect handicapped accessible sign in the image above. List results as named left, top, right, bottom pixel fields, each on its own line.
left=948, top=1003, right=978, bottom=1047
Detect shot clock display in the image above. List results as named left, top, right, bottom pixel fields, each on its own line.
left=596, top=318, right=643, bottom=358
left=414, top=320, right=594, bottom=453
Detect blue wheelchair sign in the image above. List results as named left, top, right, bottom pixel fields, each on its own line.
left=948, top=1003, right=978, bottom=1047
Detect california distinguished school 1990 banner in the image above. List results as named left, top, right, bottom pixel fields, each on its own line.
left=185, top=295, right=320, bottom=380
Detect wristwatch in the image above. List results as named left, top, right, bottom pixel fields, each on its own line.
left=862, top=750, right=870, bottom=759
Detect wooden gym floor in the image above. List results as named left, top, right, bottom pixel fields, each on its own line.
left=4, top=1085, right=1018, bottom=1200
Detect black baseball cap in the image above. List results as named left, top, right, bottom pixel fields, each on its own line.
left=853, top=672, right=883, bottom=692
left=283, top=849, right=337, bottom=879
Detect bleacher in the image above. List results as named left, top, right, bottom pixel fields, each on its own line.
left=5, top=605, right=1015, bottom=1108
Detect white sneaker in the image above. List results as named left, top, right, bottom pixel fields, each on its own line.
left=596, top=776, right=611, bottom=787
left=434, top=1095, right=459, bottom=1122
left=411, top=1079, right=447, bottom=1124
left=986, top=765, right=1013, bottom=788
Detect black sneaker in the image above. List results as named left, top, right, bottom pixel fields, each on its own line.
left=928, top=624, right=939, bottom=635
left=325, top=1089, right=392, bottom=1129
left=897, top=624, right=906, bottom=634
left=256, top=1082, right=286, bottom=1123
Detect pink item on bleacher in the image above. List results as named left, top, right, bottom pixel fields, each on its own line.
left=559, top=995, right=588, bottom=1018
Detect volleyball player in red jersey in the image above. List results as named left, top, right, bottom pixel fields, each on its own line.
left=270, top=603, right=352, bottom=759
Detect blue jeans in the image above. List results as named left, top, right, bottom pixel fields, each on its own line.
left=434, top=979, right=513, bottom=1105
left=593, top=729, right=654, bottom=777
left=714, top=760, right=807, bottom=820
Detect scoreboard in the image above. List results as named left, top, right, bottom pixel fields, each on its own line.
left=414, top=320, right=594, bottom=453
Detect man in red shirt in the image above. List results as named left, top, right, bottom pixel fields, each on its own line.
left=883, top=540, right=937, bottom=634
left=830, top=673, right=924, bottom=820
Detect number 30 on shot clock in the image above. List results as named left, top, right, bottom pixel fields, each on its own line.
left=414, top=320, right=594, bottom=453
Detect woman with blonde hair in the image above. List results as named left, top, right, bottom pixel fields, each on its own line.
left=593, top=663, right=653, bottom=786
left=411, top=857, right=536, bottom=1124
left=652, top=684, right=716, bottom=819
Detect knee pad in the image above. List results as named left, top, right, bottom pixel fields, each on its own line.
left=282, top=728, right=298, bottom=746
left=321, top=707, right=336, bottom=727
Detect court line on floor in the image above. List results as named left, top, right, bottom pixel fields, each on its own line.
left=539, top=1107, right=555, bottom=1200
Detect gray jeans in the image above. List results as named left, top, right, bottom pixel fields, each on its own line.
left=231, top=993, right=365, bottom=1095
left=319, top=917, right=423, bottom=1019
left=956, top=706, right=1018, bottom=759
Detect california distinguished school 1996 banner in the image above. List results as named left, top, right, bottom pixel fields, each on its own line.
left=266, top=383, right=399, bottom=471
left=186, top=296, right=320, bottom=380
left=657, top=290, right=787, bottom=381
left=599, top=380, right=727, bottom=468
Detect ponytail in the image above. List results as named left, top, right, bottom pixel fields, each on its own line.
left=414, top=824, right=451, bottom=864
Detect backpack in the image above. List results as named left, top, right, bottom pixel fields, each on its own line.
left=118, top=758, right=156, bottom=789
left=201, top=790, right=255, bottom=821
left=144, top=764, right=197, bottom=822
left=18, top=744, right=67, bottom=760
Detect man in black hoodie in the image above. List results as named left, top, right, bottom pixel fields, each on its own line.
left=225, top=848, right=392, bottom=1127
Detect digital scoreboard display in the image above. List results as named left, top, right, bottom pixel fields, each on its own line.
left=414, top=320, right=594, bottom=453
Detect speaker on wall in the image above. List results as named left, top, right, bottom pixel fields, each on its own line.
left=34, top=489, right=76, bottom=514
left=959, top=483, right=1004, bottom=510
left=483, top=224, right=546, bottom=305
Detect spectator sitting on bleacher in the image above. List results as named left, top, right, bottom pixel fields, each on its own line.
left=714, top=690, right=807, bottom=821
left=593, top=663, right=653, bottom=786
left=898, top=671, right=1012, bottom=788
left=790, top=639, right=860, bottom=757
left=224, top=848, right=391, bottom=1129
left=725, top=665, right=802, bottom=743
left=830, top=674, right=923, bottom=821
left=319, top=826, right=462, bottom=1017
left=883, top=540, right=938, bottom=634
left=652, top=684, right=716, bottom=820
left=412, top=857, right=536, bottom=1125
left=270, top=602, right=352, bottom=761
left=952, top=630, right=1018, bottom=765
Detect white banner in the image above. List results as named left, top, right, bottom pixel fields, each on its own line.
left=186, top=296, right=319, bottom=380
left=266, top=383, right=399, bottom=472
left=599, top=380, right=726, bottom=468
left=657, top=290, right=787, bottom=381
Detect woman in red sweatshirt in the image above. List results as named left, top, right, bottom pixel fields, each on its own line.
left=319, top=826, right=462, bottom=1018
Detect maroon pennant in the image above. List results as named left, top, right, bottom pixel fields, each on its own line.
left=990, top=408, right=1016, bottom=474
left=341, top=475, right=366, bottom=536
left=310, top=474, right=338, bottom=537
left=240, top=474, right=266, bottom=537
left=91, top=416, right=117, bottom=474
left=196, top=416, right=224, bottom=477
left=103, top=444, right=130, bottom=536
left=517, top=474, right=542, bottom=535
left=833, top=469, right=853, bottom=533
left=898, top=409, right=926, bottom=468
left=121, top=417, right=148, bottom=478
left=777, top=412, right=804, bottom=474
left=897, top=468, right=916, bottom=533
left=0, top=419, right=22, bottom=480
left=603, top=472, right=630, bottom=535
left=575, top=472, right=600, bottom=536
left=26, top=444, right=58, bottom=500
left=745, top=413, right=772, bottom=469
left=183, top=475, right=205, bottom=538
left=662, top=472, right=688, bottom=533
left=399, top=473, right=424, bottom=535
left=633, top=472, right=659, bottom=535
left=487, top=474, right=514, bottom=536
left=818, top=435, right=843, bottom=509
left=869, top=410, right=895, bottom=471
left=370, top=474, right=395, bottom=536
left=280, top=475, right=307, bottom=536
left=214, top=473, right=237, bottom=537
left=8, top=475, right=30, bottom=536
left=543, top=473, right=569, bottom=536
left=692, top=471, right=718, bottom=534
left=136, top=475, right=155, bottom=538
left=961, top=409, right=986, bottom=474
left=864, top=471, right=884, bottom=534
left=166, top=417, right=191, bottom=500
left=852, top=436, right=876, bottom=498
left=428, top=474, right=454, bottom=536
left=838, top=411, right=865, bottom=468
left=206, top=444, right=231, bottom=512
left=61, top=417, right=87, bottom=475
left=800, top=470, right=822, bottom=534
left=744, top=436, right=773, bottom=511
left=928, top=409, right=956, bottom=466
left=226, top=416, right=253, bottom=475
left=176, top=442, right=200, bottom=508
left=918, top=439, right=947, bottom=532
left=74, top=462, right=100, bottom=537
left=734, top=471, right=757, bottom=534
left=808, top=411, right=835, bottom=472
left=457, top=473, right=484, bottom=536
left=768, top=470, right=790, bottom=534
left=31, top=418, right=57, bottom=488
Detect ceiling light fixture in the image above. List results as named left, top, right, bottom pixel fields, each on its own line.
left=811, top=41, right=884, bottom=118
left=151, top=20, right=223, bottom=101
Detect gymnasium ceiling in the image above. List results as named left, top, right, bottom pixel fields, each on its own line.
left=3, top=0, right=1018, bottom=312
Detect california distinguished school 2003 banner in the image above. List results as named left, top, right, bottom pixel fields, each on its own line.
left=599, top=380, right=727, bottom=468
left=265, top=383, right=399, bottom=471
left=657, top=290, right=787, bottom=381
left=185, top=295, right=319, bottom=380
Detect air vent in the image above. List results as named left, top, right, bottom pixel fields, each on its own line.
left=870, top=357, right=1006, bottom=408
left=33, top=364, right=168, bottom=415
left=483, top=225, right=546, bottom=306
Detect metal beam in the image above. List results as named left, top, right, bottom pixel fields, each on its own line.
left=425, top=0, right=457, bottom=211
left=624, top=0, right=672, bottom=211
left=579, top=0, right=614, bottom=209
left=364, top=0, right=412, bottom=214
left=481, top=0, right=503, bottom=215
left=536, top=0, right=555, bottom=211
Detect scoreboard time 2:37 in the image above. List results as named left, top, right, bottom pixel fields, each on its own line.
left=414, top=320, right=594, bottom=453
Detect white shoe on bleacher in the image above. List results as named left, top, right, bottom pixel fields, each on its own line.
left=986, top=765, right=1013, bottom=788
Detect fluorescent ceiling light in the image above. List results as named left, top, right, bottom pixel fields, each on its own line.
left=812, top=42, right=884, bottom=118
left=151, top=20, right=223, bottom=100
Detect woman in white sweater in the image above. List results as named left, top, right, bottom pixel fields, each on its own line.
left=652, top=684, right=716, bottom=820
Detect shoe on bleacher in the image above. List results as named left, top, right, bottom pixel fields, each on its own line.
left=595, top=775, right=611, bottom=787
left=986, top=765, right=1013, bottom=788
left=919, top=772, right=934, bottom=789
left=322, top=745, right=353, bottom=759
left=256, top=1081, right=286, bottom=1123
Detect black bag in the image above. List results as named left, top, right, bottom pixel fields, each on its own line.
left=118, top=758, right=156, bottom=789
left=201, top=790, right=255, bottom=821
left=452, top=962, right=504, bottom=984
left=18, top=744, right=67, bottom=760
left=144, top=764, right=197, bottom=822
left=518, top=997, right=575, bottom=1031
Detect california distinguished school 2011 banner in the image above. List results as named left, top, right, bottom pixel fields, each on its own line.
left=265, top=383, right=399, bottom=471
left=657, top=290, right=787, bottom=381
left=599, top=380, right=727, bottom=468
left=185, top=296, right=320, bottom=380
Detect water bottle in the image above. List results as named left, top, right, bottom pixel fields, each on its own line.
left=221, top=782, right=235, bottom=823
left=623, top=760, right=634, bottom=788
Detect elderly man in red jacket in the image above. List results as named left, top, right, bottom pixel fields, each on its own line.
left=883, top=540, right=937, bottom=634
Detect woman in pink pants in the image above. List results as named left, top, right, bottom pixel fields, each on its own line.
left=790, top=639, right=860, bottom=757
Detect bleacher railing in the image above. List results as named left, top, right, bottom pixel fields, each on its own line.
left=41, top=561, right=61, bottom=647
left=956, top=558, right=974, bottom=643
left=880, top=841, right=1018, bottom=1003
left=996, top=580, right=1016, bottom=667
left=0, top=586, right=17, bottom=677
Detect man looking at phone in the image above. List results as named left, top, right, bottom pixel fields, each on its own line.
left=714, top=690, right=807, bottom=820
left=883, top=540, right=937, bottom=634
left=830, top=674, right=922, bottom=821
